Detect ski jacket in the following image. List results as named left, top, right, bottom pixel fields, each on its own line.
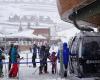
left=32, top=44, right=37, bottom=55
left=11, top=47, right=17, bottom=63
left=39, top=45, right=49, bottom=61
left=63, top=43, right=69, bottom=65
left=50, top=52, right=57, bottom=64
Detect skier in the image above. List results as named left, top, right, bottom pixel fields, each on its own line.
left=39, top=44, right=50, bottom=74
left=32, top=44, right=37, bottom=68
left=63, top=42, right=69, bottom=77
left=9, top=45, right=18, bottom=77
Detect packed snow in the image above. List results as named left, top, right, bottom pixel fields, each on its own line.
left=0, top=50, right=97, bottom=80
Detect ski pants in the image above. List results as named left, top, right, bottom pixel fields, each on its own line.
left=0, top=63, right=3, bottom=76
left=52, top=63, right=57, bottom=73
left=32, top=55, right=36, bottom=67
left=39, top=59, right=47, bottom=73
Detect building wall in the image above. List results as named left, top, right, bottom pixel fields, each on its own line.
left=32, top=28, right=50, bottom=38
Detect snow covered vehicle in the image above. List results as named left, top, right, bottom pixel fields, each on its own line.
left=68, top=32, right=100, bottom=78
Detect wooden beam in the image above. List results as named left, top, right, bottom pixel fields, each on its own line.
left=57, top=0, right=83, bottom=15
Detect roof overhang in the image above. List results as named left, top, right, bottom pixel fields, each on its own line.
left=57, top=0, right=100, bottom=28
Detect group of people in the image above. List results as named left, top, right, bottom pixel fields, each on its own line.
left=0, top=42, right=70, bottom=78
left=30, top=44, right=51, bottom=74
left=31, top=42, right=69, bottom=77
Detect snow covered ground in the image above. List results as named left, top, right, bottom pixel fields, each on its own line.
left=0, top=51, right=69, bottom=80
left=0, top=51, right=99, bottom=80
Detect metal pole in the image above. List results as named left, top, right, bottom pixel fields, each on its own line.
left=59, top=42, right=64, bottom=78
left=27, top=53, right=28, bottom=67
left=4, top=35, right=7, bottom=51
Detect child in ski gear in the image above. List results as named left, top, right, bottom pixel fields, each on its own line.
left=50, top=52, right=57, bottom=74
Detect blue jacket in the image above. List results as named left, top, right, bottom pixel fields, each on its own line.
left=11, top=47, right=17, bottom=63
left=63, top=43, right=69, bottom=65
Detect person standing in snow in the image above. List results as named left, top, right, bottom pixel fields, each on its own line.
left=32, top=44, right=37, bottom=68
left=0, top=47, right=5, bottom=77
left=39, top=45, right=46, bottom=74
left=50, top=52, right=57, bottom=74
left=39, top=44, right=50, bottom=74
left=63, top=42, right=69, bottom=77
left=44, top=44, right=50, bottom=73
left=10, top=45, right=18, bottom=64
left=9, top=45, right=21, bottom=78
left=8, top=44, right=14, bottom=71
left=57, top=42, right=69, bottom=77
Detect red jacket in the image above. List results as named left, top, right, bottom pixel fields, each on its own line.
left=50, top=53, right=57, bottom=64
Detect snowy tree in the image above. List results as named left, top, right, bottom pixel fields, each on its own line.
left=18, top=21, right=23, bottom=32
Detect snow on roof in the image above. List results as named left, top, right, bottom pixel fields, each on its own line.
left=7, top=30, right=46, bottom=39
left=37, top=35, right=46, bottom=39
